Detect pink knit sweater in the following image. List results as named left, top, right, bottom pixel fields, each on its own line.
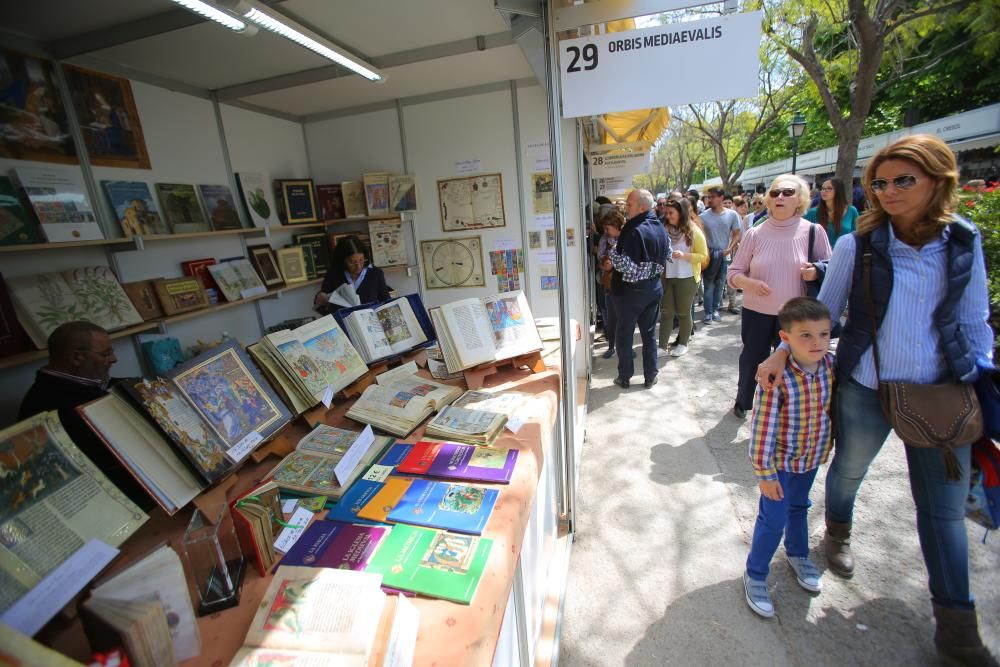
left=726, top=217, right=832, bottom=316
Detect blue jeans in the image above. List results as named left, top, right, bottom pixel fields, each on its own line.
left=614, top=279, right=662, bottom=383
left=746, top=468, right=819, bottom=581
left=826, top=378, right=974, bottom=609
left=701, top=251, right=727, bottom=317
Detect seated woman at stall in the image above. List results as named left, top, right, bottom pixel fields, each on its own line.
left=314, top=235, right=391, bottom=313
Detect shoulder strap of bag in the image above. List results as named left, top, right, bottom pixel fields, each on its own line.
left=808, top=223, right=816, bottom=263
left=861, top=234, right=883, bottom=384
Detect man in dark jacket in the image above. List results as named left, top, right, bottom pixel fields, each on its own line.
left=19, top=321, right=152, bottom=508
left=605, top=189, right=671, bottom=389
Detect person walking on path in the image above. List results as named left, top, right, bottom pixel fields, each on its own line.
left=604, top=189, right=671, bottom=389
left=657, top=198, right=707, bottom=358
left=805, top=177, right=858, bottom=247
left=700, top=187, right=742, bottom=324
left=744, top=297, right=835, bottom=619
left=756, top=134, right=996, bottom=666
left=727, top=174, right=830, bottom=419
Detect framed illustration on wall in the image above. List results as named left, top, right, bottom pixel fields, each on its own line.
left=0, top=49, right=77, bottom=164
left=437, top=173, right=505, bottom=231
left=276, top=247, right=307, bottom=284
left=420, top=236, right=485, bottom=289
left=247, top=245, right=284, bottom=288
left=63, top=65, right=151, bottom=170
left=275, top=179, right=318, bottom=224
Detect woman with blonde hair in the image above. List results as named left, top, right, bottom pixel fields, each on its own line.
left=756, top=135, right=995, bottom=664
left=727, top=173, right=830, bottom=419
left=657, top=198, right=707, bottom=357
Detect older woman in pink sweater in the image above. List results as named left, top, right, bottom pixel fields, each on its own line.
left=727, top=174, right=831, bottom=418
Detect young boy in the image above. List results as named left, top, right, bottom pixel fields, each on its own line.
left=743, top=297, right=835, bottom=618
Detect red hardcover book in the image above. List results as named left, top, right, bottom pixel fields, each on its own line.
left=396, top=441, right=440, bottom=476
left=316, top=184, right=345, bottom=221
left=181, top=258, right=217, bottom=290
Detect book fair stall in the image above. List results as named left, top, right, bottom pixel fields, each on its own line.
left=0, top=2, right=608, bottom=665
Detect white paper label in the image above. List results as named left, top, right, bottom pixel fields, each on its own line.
left=282, top=499, right=298, bottom=514
left=455, top=159, right=481, bottom=174
left=492, top=238, right=518, bottom=251
left=227, top=430, right=262, bottom=462
left=535, top=214, right=554, bottom=229
left=273, top=507, right=313, bottom=553
left=240, top=285, right=268, bottom=299
left=322, top=385, right=334, bottom=408
left=506, top=416, right=525, bottom=433
left=363, top=464, right=394, bottom=483
left=335, top=424, right=376, bottom=486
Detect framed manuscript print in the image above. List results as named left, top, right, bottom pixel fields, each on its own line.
left=437, top=173, right=505, bottom=231
left=0, top=49, right=77, bottom=164
left=63, top=65, right=151, bottom=170
left=276, top=247, right=307, bottom=284
left=248, top=245, right=284, bottom=288
left=420, top=236, right=485, bottom=289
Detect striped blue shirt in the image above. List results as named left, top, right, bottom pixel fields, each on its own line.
left=817, top=224, right=993, bottom=389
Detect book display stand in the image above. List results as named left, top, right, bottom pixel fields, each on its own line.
left=462, top=350, right=547, bottom=390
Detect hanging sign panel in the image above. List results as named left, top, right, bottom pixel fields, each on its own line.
left=559, top=11, right=763, bottom=118
left=589, top=141, right=651, bottom=178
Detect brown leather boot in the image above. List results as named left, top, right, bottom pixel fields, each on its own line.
left=933, top=603, right=999, bottom=667
left=822, top=516, right=854, bottom=578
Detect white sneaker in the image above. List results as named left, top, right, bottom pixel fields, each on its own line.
left=743, top=571, right=774, bottom=618
left=670, top=344, right=688, bottom=357
left=656, top=347, right=670, bottom=358
left=786, top=555, right=823, bottom=592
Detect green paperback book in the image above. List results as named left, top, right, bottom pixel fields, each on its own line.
left=364, top=525, right=492, bottom=605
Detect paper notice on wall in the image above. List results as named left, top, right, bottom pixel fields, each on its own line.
left=535, top=213, right=554, bottom=228
left=595, top=175, right=630, bottom=197
left=532, top=172, right=553, bottom=216
left=537, top=250, right=556, bottom=263
left=455, top=159, right=481, bottom=174
left=526, top=140, right=550, bottom=171
left=492, top=238, right=517, bottom=251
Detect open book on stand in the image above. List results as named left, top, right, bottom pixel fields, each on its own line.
left=336, top=293, right=434, bottom=364
left=430, top=290, right=542, bottom=372
left=345, top=371, right=462, bottom=438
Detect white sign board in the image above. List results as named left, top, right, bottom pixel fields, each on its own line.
left=559, top=12, right=763, bottom=118
left=595, top=175, right=630, bottom=196
left=590, top=142, right=651, bottom=178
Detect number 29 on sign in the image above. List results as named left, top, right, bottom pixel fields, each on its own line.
left=565, top=44, right=598, bottom=73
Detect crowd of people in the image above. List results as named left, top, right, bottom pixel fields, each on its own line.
left=589, top=133, right=996, bottom=666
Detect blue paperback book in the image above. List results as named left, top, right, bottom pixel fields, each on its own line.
left=325, top=443, right=414, bottom=525
left=386, top=479, right=498, bottom=535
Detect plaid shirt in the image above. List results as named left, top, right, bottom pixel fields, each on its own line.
left=748, top=352, right=835, bottom=481
left=608, top=238, right=667, bottom=282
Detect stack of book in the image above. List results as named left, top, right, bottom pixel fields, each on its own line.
left=424, top=389, right=528, bottom=445
left=396, top=440, right=518, bottom=485
left=339, top=294, right=430, bottom=364
left=345, top=372, right=462, bottom=438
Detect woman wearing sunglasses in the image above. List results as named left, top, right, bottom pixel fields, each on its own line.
left=727, top=174, right=831, bottom=420
left=804, top=176, right=858, bottom=246
left=755, top=134, right=994, bottom=664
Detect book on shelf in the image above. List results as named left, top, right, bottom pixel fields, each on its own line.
left=266, top=425, right=393, bottom=499
left=8, top=265, right=144, bottom=349
left=235, top=172, right=277, bottom=228
left=0, top=175, right=44, bottom=245
left=230, top=480, right=283, bottom=575
left=292, top=240, right=317, bottom=279
left=101, top=180, right=169, bottom=237
left=198, top=184, right=243, bottom=231
left=338, top=294, right=430, bottom=364
left=0, top=272, right=34, bottom=358
left=246, top=245, right=284, bottom=288
left=87, top=544, right=201, bottom=662
left=261, top=314, right=369, bottom=403
left=345, top=373, right=463, bottom=438
left=82, top=596, right=176, bottom=667
left=121, top=280, right=165, bottom=321
left=276, top=520, right=390, bottom=572
left=364, top=524, right=493, bottom=605
left=342, top=180, right=368, bottom=217
left=274, top=179, right=318, bottom=225
left=316, top=183, right=345, bottom=221
left=397, top=441, right=518, bottom=483
left=325, top=442, right=414, bottom=525
left=11, top=165, right=103, bottom=242
left=384, top=479, right=499, bottom=535
left=292, top=231, right=331, bottom=276
left=369, top=220, right=407, bottom=267
left=206, top=258, right=267, bottom=302
left=430, top=290, right=543, bottom=372
left=0, top=412, right=148, bottom=617
left=389, top=174, right=417, bottom=213
left=234, top=566, right=386, bottom=660
left=363, top=172, right=391, bottom=217
left=155, top=183, right=210, bottom=233
left=152, top=276, right=209, bottom=316
left=276, top=246, right=308, bottom=284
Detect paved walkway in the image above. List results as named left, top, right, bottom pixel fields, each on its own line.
left=560, top=313, right=999, bottom=666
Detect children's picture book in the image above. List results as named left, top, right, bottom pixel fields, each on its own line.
left=235, top=172, right=277, bottom=228
left=155, top=183, right=209, bottom=233
left=277, top=520, right=389, bottom=571
left=198, top=184, right=242, bottom=230
left=369, top=220, right=407, bottom=268
left=386, top=479, right=498, bottom=535
left=389, top=174, right=417, bottom=212
left=342, top=180, right=368, bottom=217
left=325, top=443, right=414, bottom=524
left=8, top=266, right=144, bottom=348
left=0, top=176, right=43, bottom=245
left=316, top=183, right=345, bottom=221
left=363, top=172, right=391, bottom=217
left=364, top=525, right=493, bottom=604
left=101, top=180, right=168, bottom=237
left=11, top=166, right=103, bottom=242
left=397, top=441, right=518, bottom=484
left=431, top=290, right=543, bottom=372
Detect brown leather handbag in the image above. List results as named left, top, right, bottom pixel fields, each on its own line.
left=861, top=238, right=982, bottom=480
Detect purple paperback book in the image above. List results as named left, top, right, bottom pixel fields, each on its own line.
left=276, top=520, right=387, bottom=572
left=396, top=441, right=518, bottom=484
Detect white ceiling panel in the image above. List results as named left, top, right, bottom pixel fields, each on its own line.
left=2, top=0, right=171, bottom=43
left=242, top=43, right=533, bottom=117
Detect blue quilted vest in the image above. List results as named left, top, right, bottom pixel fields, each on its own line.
left=836, top=217, right=980, bottom=384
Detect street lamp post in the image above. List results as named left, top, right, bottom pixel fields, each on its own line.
left=788, top=112, right=807, bottom=175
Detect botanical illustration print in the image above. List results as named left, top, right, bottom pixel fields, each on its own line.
left=377, top=304, right=411, bottom=345
left=65, top=266, right=142, bottom=328
left=132, top=379, right=230, bottom=477
left=422, top=533, right=477, bottom=574
left=0, top=421, right=79, bottom=526
left=173, top=348, right=281, bottom=447
left=12, top=273, right=87, bottom=337
left=440, top=484, right=485, bottom=515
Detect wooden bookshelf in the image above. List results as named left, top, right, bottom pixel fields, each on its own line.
left=0, top=321, right=159, bottom=370
left=0, top=237, right=134, bottom=253
left=268, top=214, right=402, bottom=231
left=136, top=228, right=266, bottom=243
left=0, top=228, right=267, bottom=253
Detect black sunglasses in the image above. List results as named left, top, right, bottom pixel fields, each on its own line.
left=768, top=188, right=797, bottom=198
left=870, top=175, right=918, bottom=193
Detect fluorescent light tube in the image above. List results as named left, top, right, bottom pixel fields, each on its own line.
left=169, top=0, right=249, bottom=32
left=239, top=4, right=384, bottom=82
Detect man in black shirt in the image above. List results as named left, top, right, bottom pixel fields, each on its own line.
left=19, top=321, right=152, bottom=508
